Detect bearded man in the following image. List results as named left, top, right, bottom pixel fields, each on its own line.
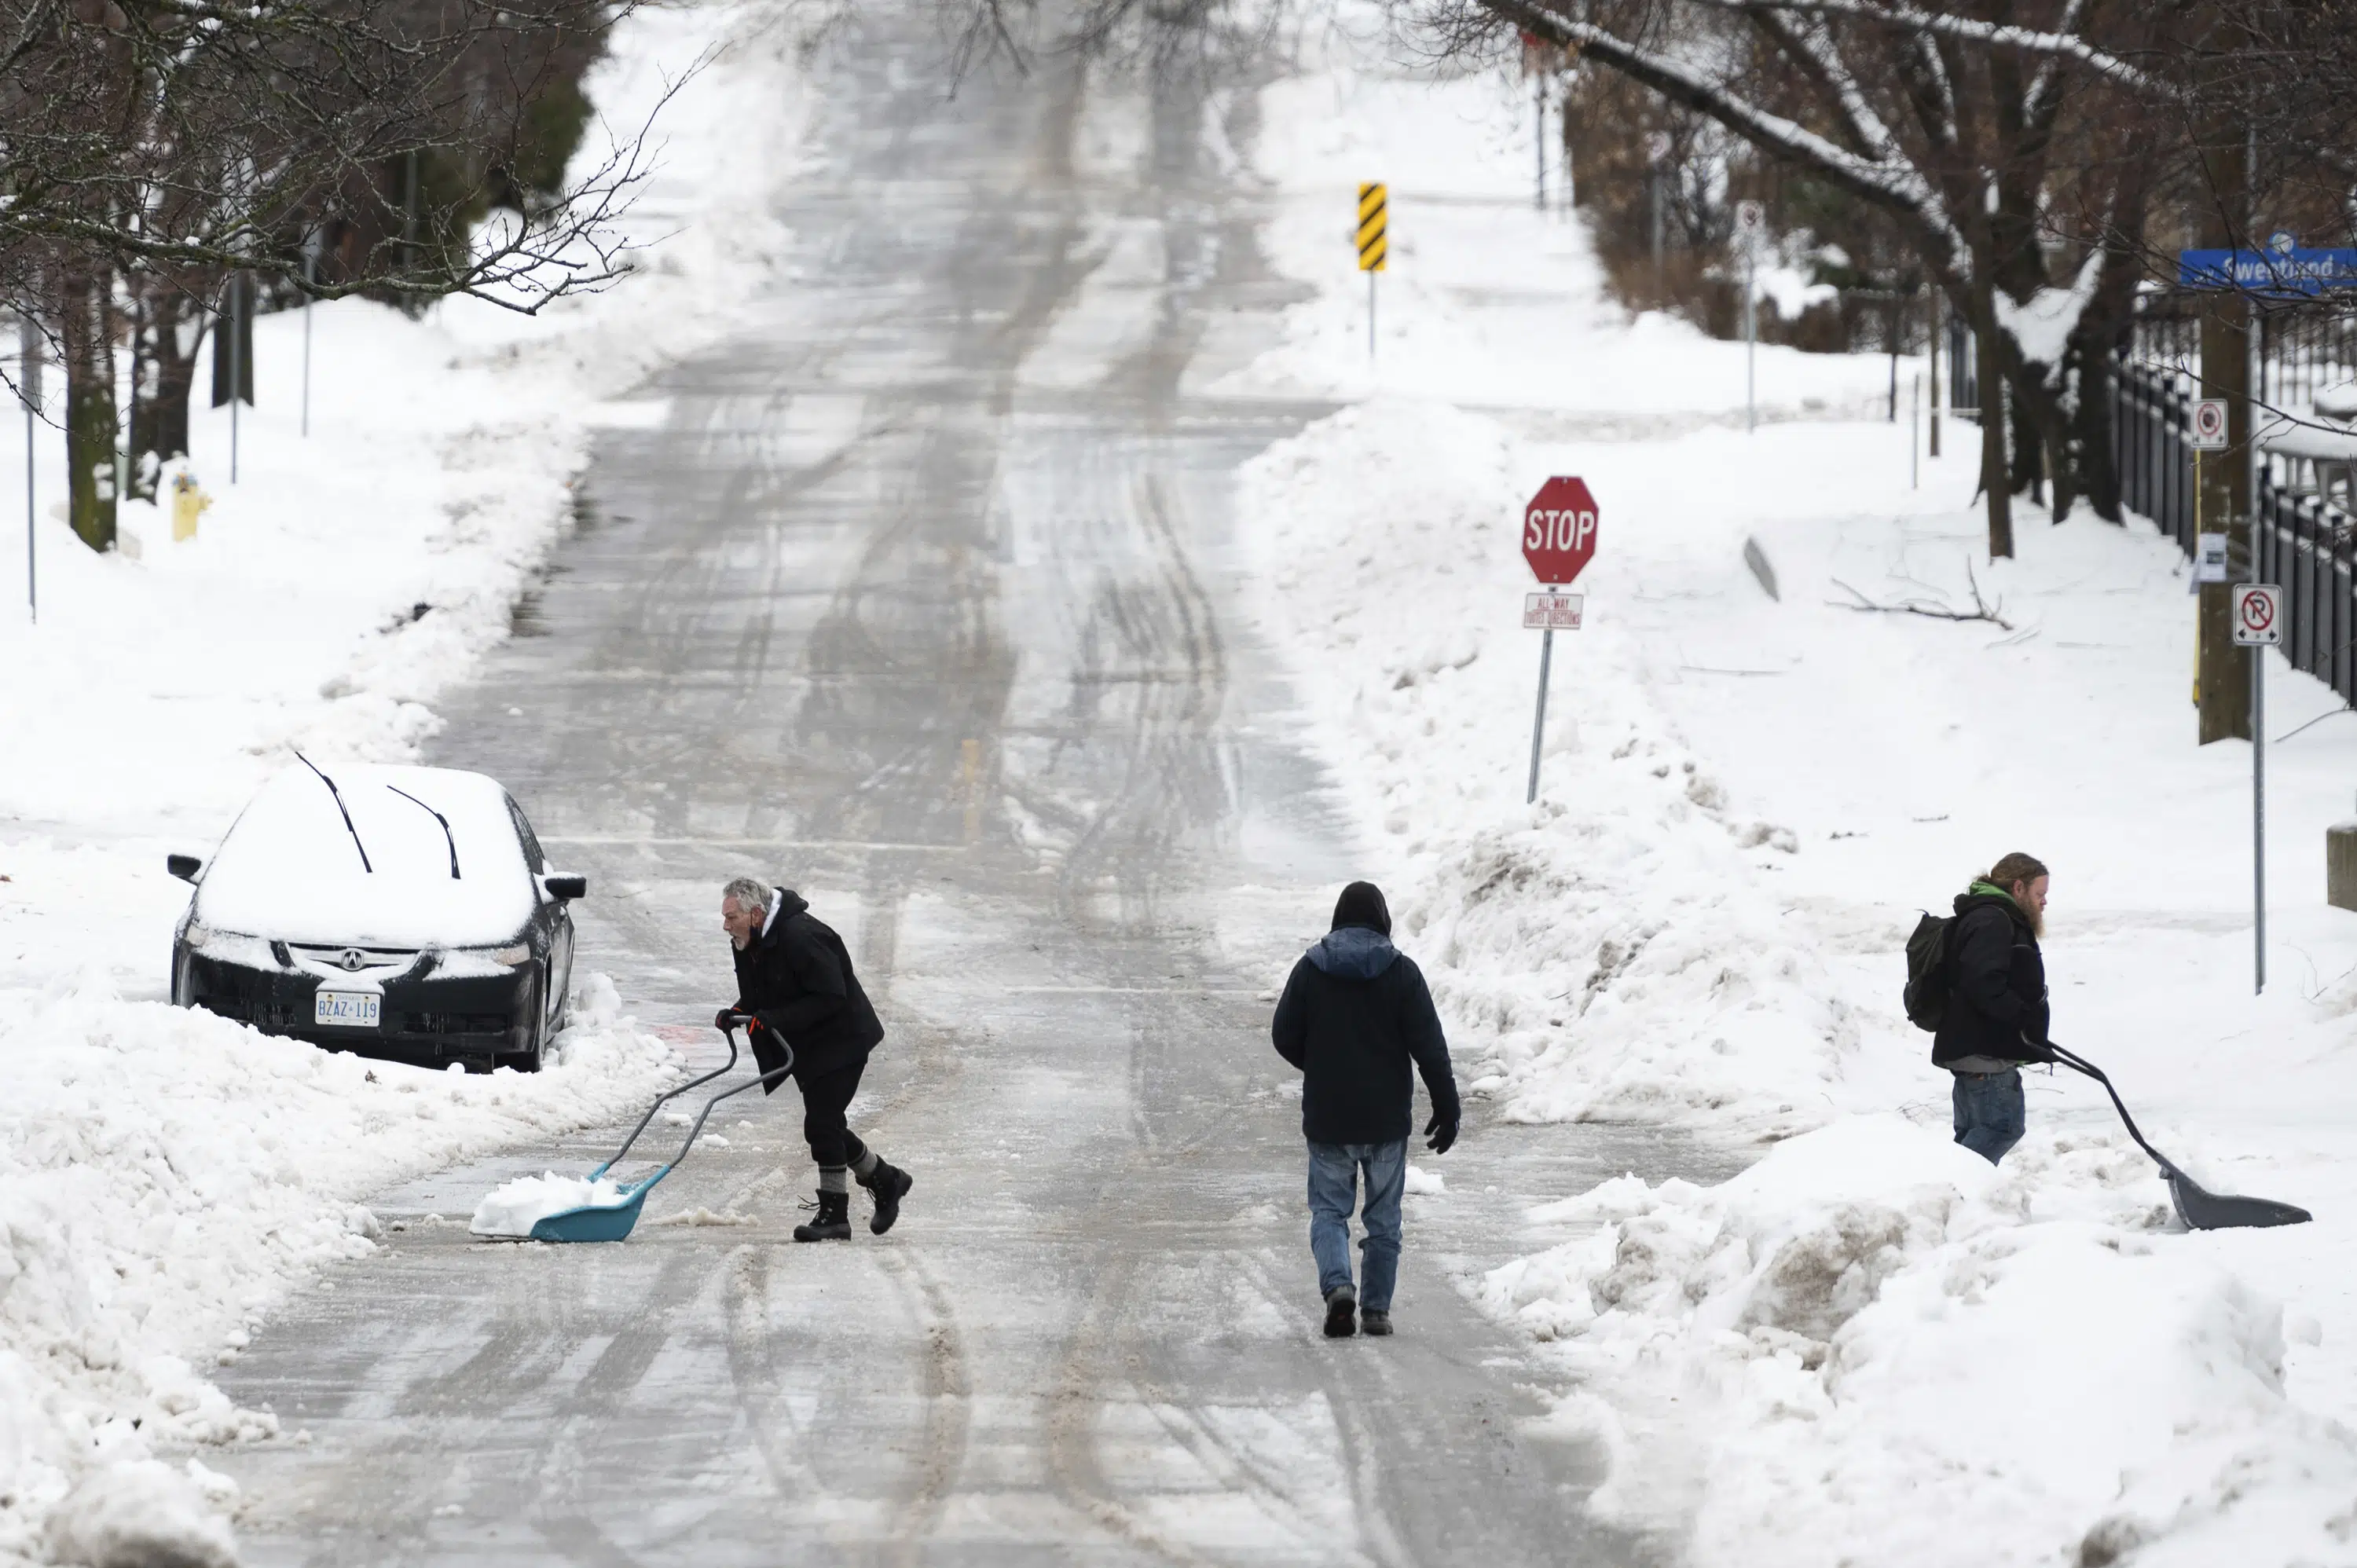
left=719, top=877, right=912, bottom=1240
left=1931, top=852, right=2055, bottom=1164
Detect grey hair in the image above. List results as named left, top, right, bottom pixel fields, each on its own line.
left=721, top=877, right=772, bottom=914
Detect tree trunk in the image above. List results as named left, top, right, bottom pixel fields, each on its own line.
left=2076, top=334, right=2122, bottom=523
left=60, top=262, right=117, bottom=554
left=2008, top=385, right=2045, bottom=503
left=1968, top=273, right=2013, bottom=559
left=131, top=283, right=202, bottom=480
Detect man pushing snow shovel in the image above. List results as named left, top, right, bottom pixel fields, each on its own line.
left=1911, top=852, right=2056, bottom=1165
left=1272, top=881, right=1461, bottom=1339
left=720, top=877, right=913, bottom=1241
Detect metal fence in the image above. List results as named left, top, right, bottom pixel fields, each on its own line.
left=2111, top=317, right=2357, bottom=706
left=1934, top=302, right=2357, bottom=705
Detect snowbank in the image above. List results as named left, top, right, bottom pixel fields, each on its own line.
left=0, top=0, right=816, bottom=1558
left=0, top=974, right=675, bottom=1562
left=1479, top=1118, right=2357, bottom=1566
left=1237, top=399, right=1856, bottom=1131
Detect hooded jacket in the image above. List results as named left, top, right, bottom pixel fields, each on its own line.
left=1930, top=883, right=2051, bottom=1068
left=1271, top=925, right=1461, bottom=1145
left=731, top=889, right=885, bottom=1088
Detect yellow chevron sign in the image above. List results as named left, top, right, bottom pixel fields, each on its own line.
left=1357, top=183, right=1387, bottom=272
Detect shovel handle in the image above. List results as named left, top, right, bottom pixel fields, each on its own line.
left=2043, top=1040, right=2184, bottom=1180
left=594, top=1017, right=746, bottom=1178
left=654, top=1039, right=795, bottom=1178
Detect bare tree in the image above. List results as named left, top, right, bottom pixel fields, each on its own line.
left=1399, top=0, right=2204, bottom=559
left=3, top=0, right=673, bottom=548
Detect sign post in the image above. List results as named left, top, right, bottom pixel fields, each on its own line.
left=1358, top=183, right=1387, bottom=361
left=2234, top=581, right=2281, bottom=994
left=17, top=314, right=35, bottom=625
left=1735, top=201, right=1765, bottom=433
left=1521, top=476, right=1600, bottom=803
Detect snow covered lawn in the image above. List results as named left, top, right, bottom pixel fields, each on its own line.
left=1233, top=17, right=2357, bottom=1567
left=0, top=2, right=811, bottom=1559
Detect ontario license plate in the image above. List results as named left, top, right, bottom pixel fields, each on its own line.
left=314, top=990, right=381, bottom=1028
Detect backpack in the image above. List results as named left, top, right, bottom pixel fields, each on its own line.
left=1902, top=911, right=1953, bottom=1031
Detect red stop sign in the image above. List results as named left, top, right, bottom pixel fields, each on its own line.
left=1523, top=476, right=1599, bottom=585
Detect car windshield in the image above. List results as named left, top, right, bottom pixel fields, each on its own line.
left=198, top=764, right=536, bottom=947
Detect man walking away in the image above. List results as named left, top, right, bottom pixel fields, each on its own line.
left=1271, top=881, right=1461, bottom=1339
left=720, top=877, right=913, bottom=1240
left=1933, top=852, right=2053, bottom=1165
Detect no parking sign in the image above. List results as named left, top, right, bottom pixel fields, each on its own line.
left=2234, top=583, right=2282, bottom=646
left=2190, top=398, right=2230, bottom=452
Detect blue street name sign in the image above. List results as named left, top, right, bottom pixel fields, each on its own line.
left=2178, top=247, right=2357, bottom=295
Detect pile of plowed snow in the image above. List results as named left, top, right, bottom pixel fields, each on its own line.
left=0, top=974, right=674, bottom=1564
left=1479, top=1117, right=2355, bottom=1566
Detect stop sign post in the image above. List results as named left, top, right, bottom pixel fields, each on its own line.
left=1523, top=478, right=1599, bottom=803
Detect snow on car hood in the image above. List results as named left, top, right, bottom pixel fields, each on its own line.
left=195, top=764, right=539, bottom=949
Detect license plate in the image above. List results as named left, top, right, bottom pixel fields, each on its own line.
left=314, top=990, right=381, bottom=1029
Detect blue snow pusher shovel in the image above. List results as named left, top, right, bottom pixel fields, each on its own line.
left=530, top=1013, right=791, bottom=1243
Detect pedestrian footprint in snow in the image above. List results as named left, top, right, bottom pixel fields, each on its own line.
left=1270, top=881, right=1461, bottom=1339
left=720, top=877, right=914, bottom=1240
left=1904, top=852, right=2055, bottom=1164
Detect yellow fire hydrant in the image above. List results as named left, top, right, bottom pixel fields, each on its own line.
left=171, top=472, right=212, bottom=543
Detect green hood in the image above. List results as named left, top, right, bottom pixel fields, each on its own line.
left=1966, top=880, right=2018, bottom=907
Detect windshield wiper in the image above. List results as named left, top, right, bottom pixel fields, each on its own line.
left=292, top=749, right=373, bottom=874
left=387, top=786, right=460, bottom=879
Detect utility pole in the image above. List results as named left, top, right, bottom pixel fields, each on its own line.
left=2195, top=78, right=2253, bottom=745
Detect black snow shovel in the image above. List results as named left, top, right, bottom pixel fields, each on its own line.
left=2046, top=1042, right=2310, bottom=1231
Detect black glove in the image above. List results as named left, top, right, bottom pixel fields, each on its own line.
left=714, top=1008, right=749, bottom=1033
left=1424, top=1112, right=1458, bottom=1155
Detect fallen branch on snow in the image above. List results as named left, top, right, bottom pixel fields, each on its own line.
left=1828, top=560, right=2013, bottom=632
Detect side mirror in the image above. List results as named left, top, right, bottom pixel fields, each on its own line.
left=542, top=874, right=587, bottom=901
left=167, top=854, right=202, bottom=884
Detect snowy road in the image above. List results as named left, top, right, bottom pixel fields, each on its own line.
left=207, top=20, right=1743, bottom=1563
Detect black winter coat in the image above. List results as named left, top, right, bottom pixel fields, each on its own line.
left=1271, top=926, right=1462, bottom=1145
left=731, top=890, right=884, bottom=1089
left=1930, top=891, right=2051, bottom=1068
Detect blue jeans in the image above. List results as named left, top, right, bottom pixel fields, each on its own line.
left=1307, top=1140, right=1406, bottom=1312
left=1952, top=1069, right=2025, bottom=1164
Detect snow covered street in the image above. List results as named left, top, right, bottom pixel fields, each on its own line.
left=183, top=14, right=1746, bottom=1565
left=7, top=0, right=2357, bottom=1564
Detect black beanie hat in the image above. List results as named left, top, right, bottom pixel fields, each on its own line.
left=1331, top=881, right=1391, bottom=936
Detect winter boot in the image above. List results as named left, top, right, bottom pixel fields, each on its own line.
left=793, top=1190, right=852, bottom=1242
left=1322, top=1285, right=1358, bottom=1339
left=859, top=1160, right=914, bottom=1236
left=1359, top=1310, right=1393, bottom=1337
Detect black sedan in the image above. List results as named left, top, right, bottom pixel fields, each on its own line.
left=169, top=760, right=586, bottom=1072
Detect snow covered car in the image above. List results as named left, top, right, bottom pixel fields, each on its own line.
left=167, top=761, right=586, bottom=1072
